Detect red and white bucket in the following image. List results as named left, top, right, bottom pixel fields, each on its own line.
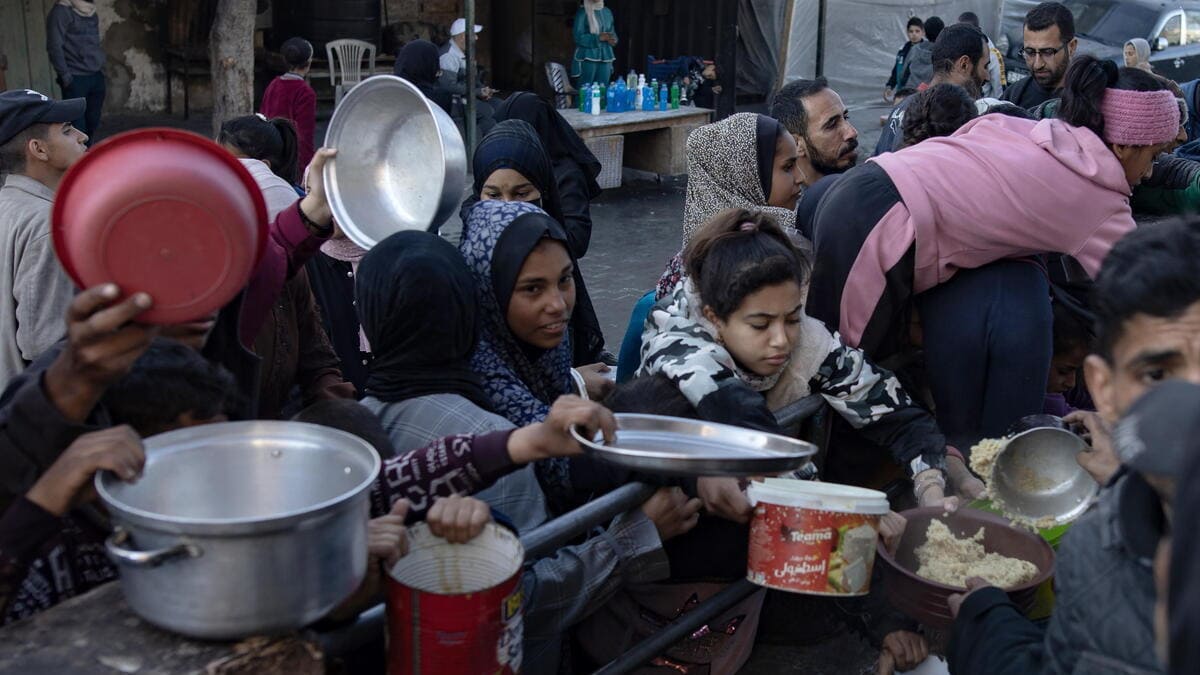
left=386, top=522, right=525, bottom=674
left=746, top=479, right=889, bottom=596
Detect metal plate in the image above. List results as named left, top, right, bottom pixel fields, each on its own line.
left=570, top=413, right=817, bottom=477
left=992, top=427, right=1099, bottom=525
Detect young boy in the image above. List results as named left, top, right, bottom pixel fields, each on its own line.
left=885, top=17, right=924, bottom=101
left=260, top=37, right=316, bottom=181
left=1044, top=301, right=1092, bottom=417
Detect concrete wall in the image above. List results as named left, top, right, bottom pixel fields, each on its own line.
left=1, top=0, right=206, bottom=114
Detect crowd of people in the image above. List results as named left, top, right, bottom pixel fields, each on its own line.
left=0, top=1, right=1199, bottom=673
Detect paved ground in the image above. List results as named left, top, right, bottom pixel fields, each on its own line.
left=93, top=104, right=898, bottom=674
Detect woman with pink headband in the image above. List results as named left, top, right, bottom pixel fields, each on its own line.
left=805, top=55, right=1179, bottom=453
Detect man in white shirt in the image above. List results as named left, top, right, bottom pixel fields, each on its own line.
left=440, top=18, right=497, bottom=135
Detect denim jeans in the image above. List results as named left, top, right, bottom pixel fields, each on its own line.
left=916, top=259, right=1053, bottom=451
left=62, top=72, right=105, bottom=142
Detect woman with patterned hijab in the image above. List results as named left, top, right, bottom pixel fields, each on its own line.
left=656, top=112, right=804, bottom=298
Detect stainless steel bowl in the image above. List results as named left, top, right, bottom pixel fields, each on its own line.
left=991, top=426, right=1098, bottom=525
left=98, top=421, right=381, bottom=639
left=323, top=75, right=467, bottom=248
left=571, top=413, right=817, bottom=477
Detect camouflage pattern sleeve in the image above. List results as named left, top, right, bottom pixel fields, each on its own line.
left=811, top=340, right=947, bottom=477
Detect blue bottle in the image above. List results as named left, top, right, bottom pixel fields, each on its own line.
left=625, top=82, right=636, bottom=111
left=607, top=84, right=618, bottom=112
left=579, top=83, right=590, bottom=112
left=658, top=84, right=668, bottom=111
left=642, top=85, right=654, bottom=111
left=613, top=80, right=626, bottom=112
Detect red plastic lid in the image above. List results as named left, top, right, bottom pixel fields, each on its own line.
left=52, top=128, right=268, bottom=324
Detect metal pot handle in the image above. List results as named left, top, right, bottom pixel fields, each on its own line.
left=106, top=528, right=201, bottom=567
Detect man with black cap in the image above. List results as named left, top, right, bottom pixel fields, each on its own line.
left=945, top=219, right=1200, bottom=675
left=0, top=89, right=88, bottom=387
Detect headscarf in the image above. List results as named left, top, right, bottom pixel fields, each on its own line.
left=1126, top=39, right=1153, bottom=72
left=395, top=39, right=452, bottom=113
left=460, top=199, right=574, bottom=428
left=496, top=91, right=603, bottom=198
left=584, top=0, right=605, bottom=34
left=356, top=230, right=493, bottom=410
left=464, top=120, right=607, bottom=366
left=681, top=113, right=797, bottom=246
left=470, top=120, right=566, bottom=224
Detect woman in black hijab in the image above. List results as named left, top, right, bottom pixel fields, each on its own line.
left=461, top=120, right=608, bottom=366
left=394, top=39, right=452, bottom=114
left=356, top=230, right=492, bottom=411
left=495, top=92, right=602, bottom=260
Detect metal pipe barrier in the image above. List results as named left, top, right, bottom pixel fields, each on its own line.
left=318, top=396, right=826, bottom=663
left=594, top=578, right=761, bottom=675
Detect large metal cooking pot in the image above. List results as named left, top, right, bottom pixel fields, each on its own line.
left=97, top=421, right=381, bottom=639
left=323, top=74, right=468, bottom=249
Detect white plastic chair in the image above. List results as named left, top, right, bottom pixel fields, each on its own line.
left=326, top=39, right=377, bottom=106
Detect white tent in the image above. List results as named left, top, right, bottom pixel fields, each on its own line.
left=779, top=0, right=1006, bottom=107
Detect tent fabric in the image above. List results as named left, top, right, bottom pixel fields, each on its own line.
left=785, top=0, right=821, bottom=82
left=737, top=0, right=789, bottom=96
left=780, top=0, right=1004, bottom=108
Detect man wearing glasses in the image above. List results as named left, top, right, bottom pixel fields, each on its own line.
left=1001, top=2, right=1077, bottom=109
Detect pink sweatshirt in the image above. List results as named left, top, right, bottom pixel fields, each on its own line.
left=840, top=114, right=1135, bottom=347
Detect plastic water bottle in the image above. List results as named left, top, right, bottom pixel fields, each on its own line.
left=670, top=81, right=680, bottom=109
left=635, top=74, right=646, bottom=109
left=627, top=71, right=637, bottom=91
left=625, top=82, right=636, bottom=111
left=579, top=83, right=590, bottom=112
left=644, top=84, right=656, bottom=111
left=591, top=85, right=601, bottom=115
left=658, top=84, right=668, bottom=111
left=599, top=83, right=607, bottom=111
left=607, top=83, right=619, bottom=112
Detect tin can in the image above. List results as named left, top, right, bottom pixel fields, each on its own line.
left=387, top=523, right=524, bottom=674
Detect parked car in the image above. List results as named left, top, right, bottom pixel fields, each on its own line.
left=1002, top=0, right=1200, bottom=85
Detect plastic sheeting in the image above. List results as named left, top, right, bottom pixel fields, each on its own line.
left=781, top=0, right=1005, bottom=108
left=785, top=0, right=821, bottom=81
left=737, top=0, right=789, bottom=96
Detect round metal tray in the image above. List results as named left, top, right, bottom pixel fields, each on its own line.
left=570, top=413, right=817, bottom=477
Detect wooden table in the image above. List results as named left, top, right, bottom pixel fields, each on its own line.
left=559, top=107, right=713, bottom=176
left=0, top=583, right=324, bottom=674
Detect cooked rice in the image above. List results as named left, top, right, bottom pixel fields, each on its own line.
left=914, top=520, right=1040, bottom=589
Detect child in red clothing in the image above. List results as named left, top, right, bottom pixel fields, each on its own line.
left=261, top=37, right=316, bottom=181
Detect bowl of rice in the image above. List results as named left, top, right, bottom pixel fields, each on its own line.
left=876, top=507, right=1055, bottom=628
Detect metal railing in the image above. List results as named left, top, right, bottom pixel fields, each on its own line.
left=316, top=394, right=829, bottom=671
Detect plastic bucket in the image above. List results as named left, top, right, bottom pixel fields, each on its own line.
left=386, top=523, right=524, bottom=674
left=746, top=479, right=889, bottom=596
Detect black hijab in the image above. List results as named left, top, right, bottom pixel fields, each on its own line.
left=355, top=230, right=492, bottom=409
left=496, top=91, right=603, bottom=199
left=470, top=120, right=566, bottom=225
left=492, top=211, right=572, bottom=319
left=395, top=39, right=452, bottom=113
left=755, top=115, right=784, bottom=203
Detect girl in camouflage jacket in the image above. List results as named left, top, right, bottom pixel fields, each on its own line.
left=638, top=208, right=959, bottom=503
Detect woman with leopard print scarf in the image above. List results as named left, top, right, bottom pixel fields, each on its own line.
left=655, top=113, right=805, bottom=299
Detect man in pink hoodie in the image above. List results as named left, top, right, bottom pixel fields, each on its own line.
left=806, top=55, right=1179, bottom=450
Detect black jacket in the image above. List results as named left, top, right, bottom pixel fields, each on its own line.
left=949, top=472, right=1164, bottom=675
left=887, top=42, right=917, bottom=89
left=1001, top=76, right=1059, bottom=110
